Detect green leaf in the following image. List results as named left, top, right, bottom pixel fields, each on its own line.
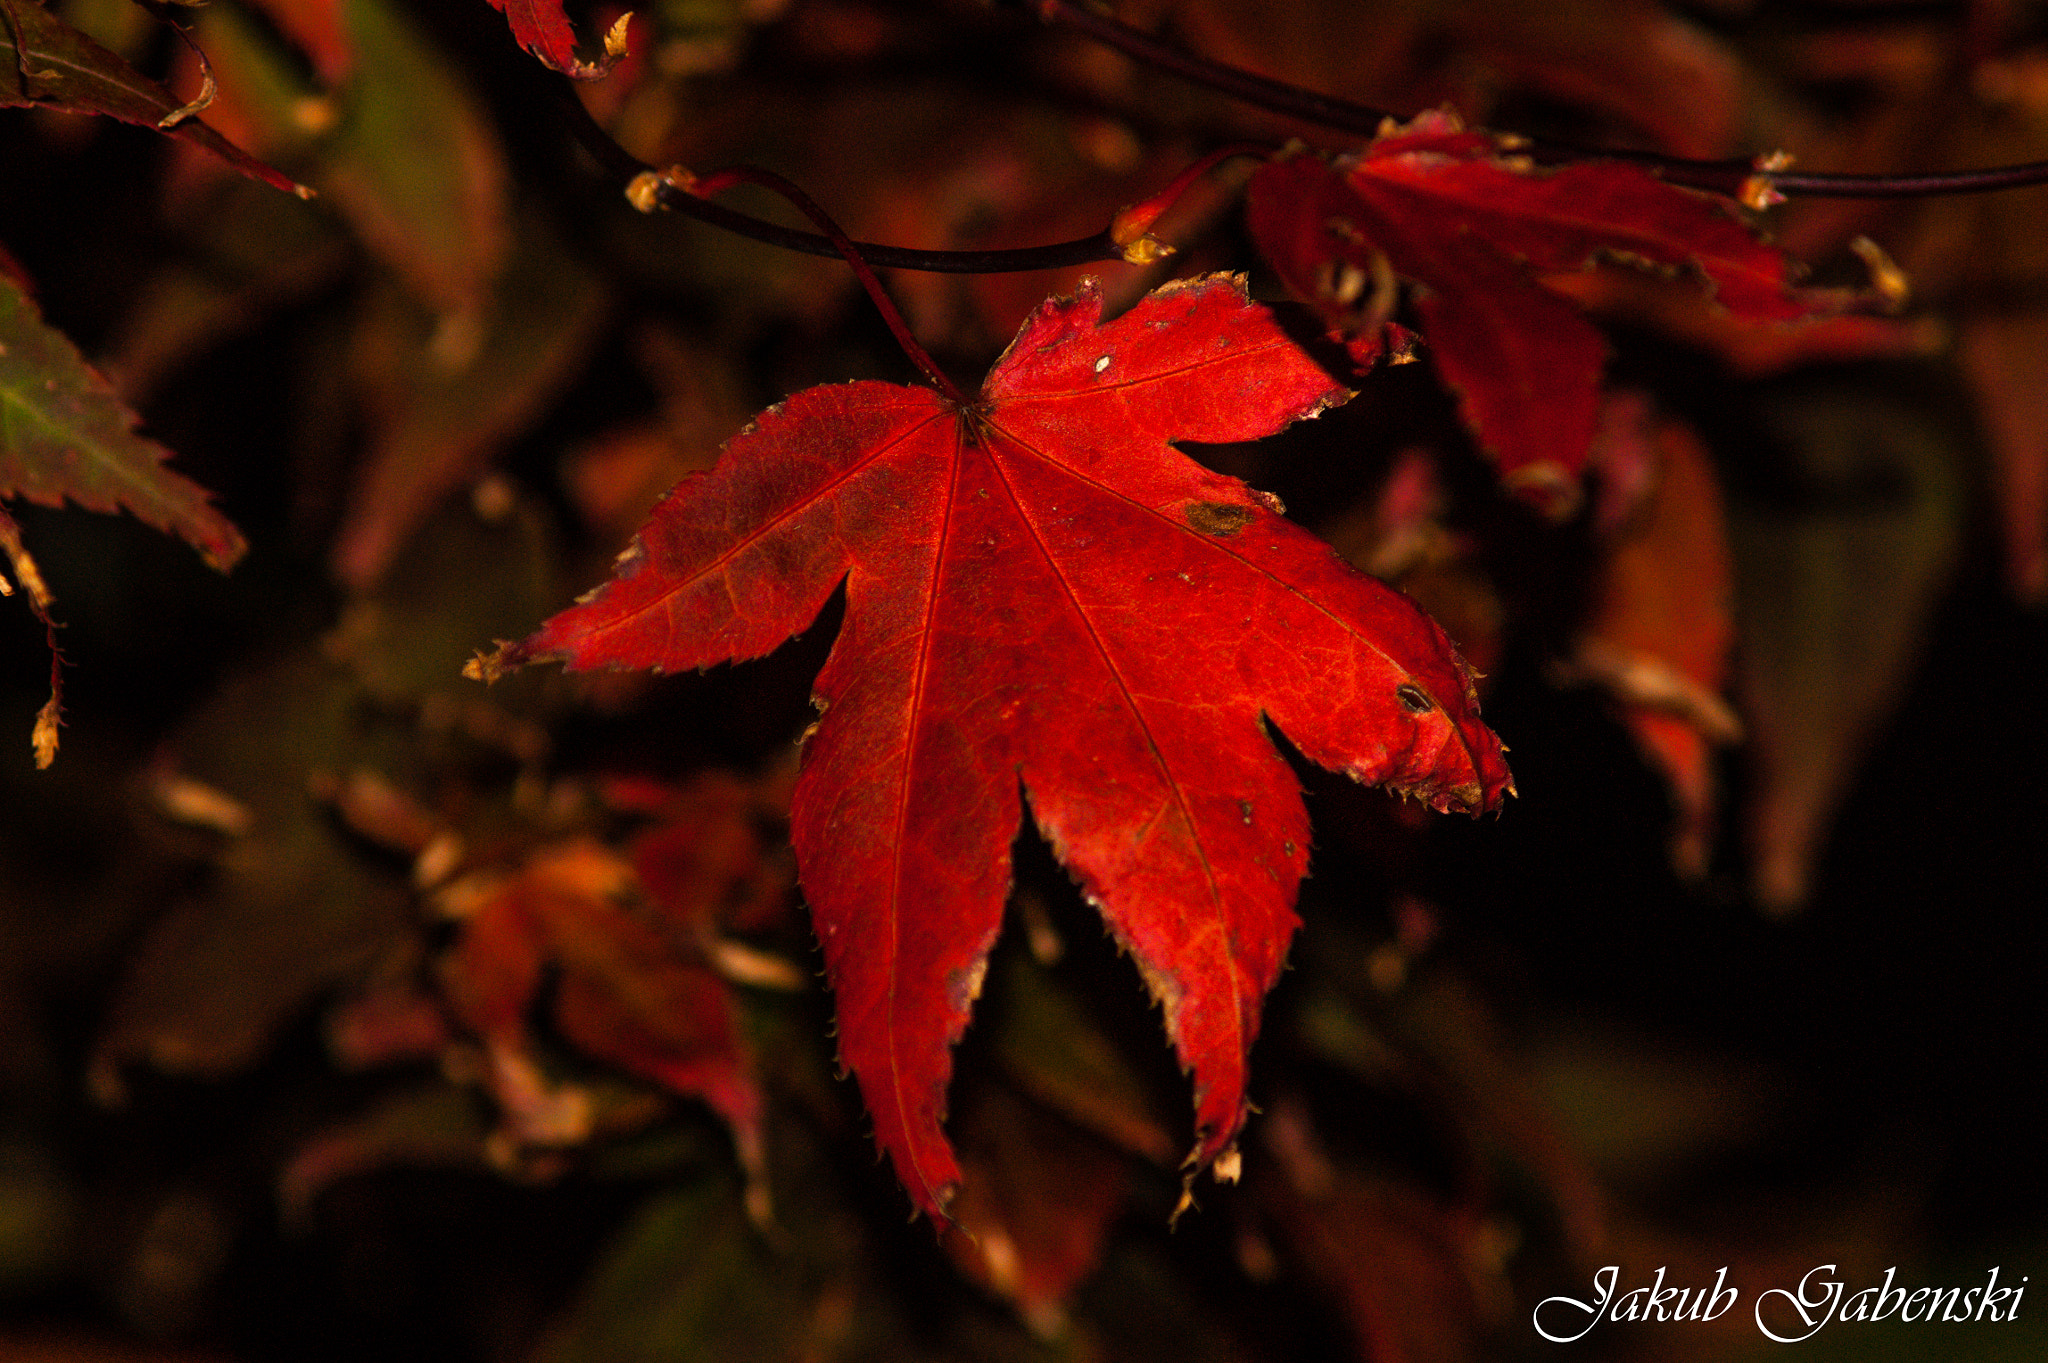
left=0, top=271, right=245, bottom=570
left=323, top=0, right=511, bottom=318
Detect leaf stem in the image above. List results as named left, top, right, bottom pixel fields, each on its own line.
left=677, top=165, right=970, bottom=404
left=0, top=505, right=64, bottom=768
left=1111, top=142, right=1272, bottom=256
left=1032, top=0, right=2048, bottom=199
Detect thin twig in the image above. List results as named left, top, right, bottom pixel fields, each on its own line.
left=1032, top=0, right=2048, bottom=199
left=1111, top=142, right=1271, bottom=253
left=1034, top=0, right=1393, bottom=138
left=667, top=165, right=971, bottom=403
left=552, top=81, right=1121, bottom=273
left=0, top=505, right=64, bottom=769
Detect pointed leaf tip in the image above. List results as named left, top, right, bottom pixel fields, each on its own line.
left=0, top=0, right=307, bottom=196
left=482, top=0, right=627, bottom=77
left=0, top=275, right=246, bottom=570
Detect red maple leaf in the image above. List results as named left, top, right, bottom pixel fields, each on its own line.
left=1246, top=111, right=1814, bottom=514
left=481, top=0, right=623, bottom=78
left=472, top=275, right=1512, bottom=1220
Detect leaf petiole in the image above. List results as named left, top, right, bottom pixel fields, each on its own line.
left=647, top=164, right=970, bottom=405
left=1111, top=142, right=1274, bottom=261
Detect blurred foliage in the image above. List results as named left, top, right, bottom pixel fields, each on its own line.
left=1, top=0, right=2047, bottom=1360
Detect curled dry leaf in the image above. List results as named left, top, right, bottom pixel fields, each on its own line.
left=472, top=274, right=1511, bottom=1220
left=0, top=0, right=307, bottom=195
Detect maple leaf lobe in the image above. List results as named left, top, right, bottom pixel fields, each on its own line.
left=1248, top=110, right=1825, bottom=513
left=482, top=275, right=1510, bottom=1222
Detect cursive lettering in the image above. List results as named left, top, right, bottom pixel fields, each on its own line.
left=1533, top=1264, right=2024, bottom=1343
left=1532, top=1266, right=1735, bottom=1342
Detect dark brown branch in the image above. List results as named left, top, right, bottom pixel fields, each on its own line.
left=1032, top=0, right=2048, bottom=200
left=1033, top=0, right=1391, bottom=140
left=681, top=165, right=971, bottom=402
left=549, top=0, right=2048, bottom=286
left=1765, top=162, right=2048, bottom=197
left=552, top=79, right=1121, bottom=273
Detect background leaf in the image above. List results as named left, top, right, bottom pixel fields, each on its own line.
left=1729, top=370, right=1966, bottom=911
left=0, top=0, right=303, bottom=194
left=0, top=271, right=244, bottom=569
